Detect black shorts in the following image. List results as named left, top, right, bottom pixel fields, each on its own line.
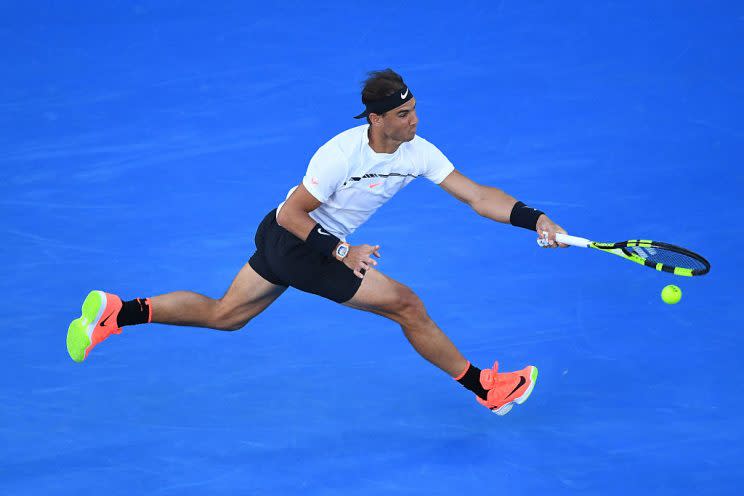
left=248, top=209, right=363, bottom=303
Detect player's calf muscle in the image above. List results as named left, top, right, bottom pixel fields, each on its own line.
left=151, top=291, right=248, bottom=330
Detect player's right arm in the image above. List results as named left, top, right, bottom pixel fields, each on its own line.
left=277, top=184, right=380, bottom=278
left=277, top=142, right=381, bottom=277
left=276, top=184, right=323, bottom=243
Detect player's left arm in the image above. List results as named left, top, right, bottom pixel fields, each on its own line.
left=438, top=169, right=568, bottom=247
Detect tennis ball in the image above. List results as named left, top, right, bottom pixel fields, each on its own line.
left=661, top=285, right=682, bottom=304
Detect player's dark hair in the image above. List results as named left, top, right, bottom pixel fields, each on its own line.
left=361, top=68, right=406, bottom=104
left=360, top=69, right=406, bottom=122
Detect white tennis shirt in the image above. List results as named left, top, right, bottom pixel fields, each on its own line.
left=277, top=124, right=455, bottom=240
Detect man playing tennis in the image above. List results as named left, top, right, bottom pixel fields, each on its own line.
left=66, top=69, right=567, bottom=415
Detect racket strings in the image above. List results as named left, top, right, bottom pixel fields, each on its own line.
left=627, top=246, right=707, bottom=270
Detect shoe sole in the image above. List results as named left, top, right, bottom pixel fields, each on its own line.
left=66, top=290, right=106, bottom=363
left=492, top=366, right=538, bottom=416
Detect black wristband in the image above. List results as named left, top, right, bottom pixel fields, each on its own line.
left=509, top=201, right=544, bottom=231
left=306, top=223, right=341, bottom=257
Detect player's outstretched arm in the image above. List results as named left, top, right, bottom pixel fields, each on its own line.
left=438, top=170, right=568, bottom=247
left=439, top=170, right=515, bottom=222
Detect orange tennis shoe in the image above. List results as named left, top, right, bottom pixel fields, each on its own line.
left=476, top=361, right=538, bottom=415
left=66, top=290, right=123, bottom=363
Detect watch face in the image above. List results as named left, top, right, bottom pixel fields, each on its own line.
left=337, top=245, right=349, bottom=257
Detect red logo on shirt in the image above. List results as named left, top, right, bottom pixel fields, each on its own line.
left=311, top=177, right=319, bottom=185
left=369, top=182, right=381, bottom=188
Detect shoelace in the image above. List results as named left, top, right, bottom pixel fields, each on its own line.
left=481, top=367, right=504, bottom=389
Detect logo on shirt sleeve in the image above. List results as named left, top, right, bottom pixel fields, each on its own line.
left=311, top=176, right=319, bottom=185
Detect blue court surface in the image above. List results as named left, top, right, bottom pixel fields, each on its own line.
left=2, top=2, right=743, bottom=494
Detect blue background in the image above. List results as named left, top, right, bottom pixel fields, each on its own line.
left=2, top=1, right=742, bottom=494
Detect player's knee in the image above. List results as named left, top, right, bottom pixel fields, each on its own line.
left=394, top=286, right=428, bottom=325
left=214, top=319, right=249, bottom=331
left=212, top=316, right=250, bottom=331
left=211, top=302, right=252, bottom=331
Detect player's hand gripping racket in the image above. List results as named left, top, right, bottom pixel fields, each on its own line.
left=537, top=233, right=710, bottom=276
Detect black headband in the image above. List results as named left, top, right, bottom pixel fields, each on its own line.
left=353, top=86, right=414, bottom=119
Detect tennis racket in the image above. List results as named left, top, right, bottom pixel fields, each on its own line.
left=537, top=233, right=710, bottom=276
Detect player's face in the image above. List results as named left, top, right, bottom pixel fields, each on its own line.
left=381, top=98, right=418, bottom=142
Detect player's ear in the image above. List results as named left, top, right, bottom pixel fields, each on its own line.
left=368, top=113, right=384, bottom=127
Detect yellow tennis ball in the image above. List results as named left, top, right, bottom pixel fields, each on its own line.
left=661, top=285, right=682, bottom=304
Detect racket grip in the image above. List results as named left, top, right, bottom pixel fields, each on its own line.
left=537, top=232, right=591, bottom=248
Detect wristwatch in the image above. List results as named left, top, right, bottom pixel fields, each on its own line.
left=334, top=242, right=350, bottom=260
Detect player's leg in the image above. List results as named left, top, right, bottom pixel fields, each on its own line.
left=342, top=269, right=468, bottom=377
left=150, top=262, right=287, bottom=330
left=277, top=229, right=536, bottom=414
left=67, top=262, right=287, bottom=362
left=67, top=210, right=290, bottom=362
left=343, top=269, right=538, bottom=414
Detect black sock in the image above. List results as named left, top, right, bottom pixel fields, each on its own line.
left=457, top=363, right=489, bottom=400
left=117, top=298, right=150, bottom=327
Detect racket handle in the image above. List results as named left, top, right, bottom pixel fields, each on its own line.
left=537, top=232, right=592, bottom=248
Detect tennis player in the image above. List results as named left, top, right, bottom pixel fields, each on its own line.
left=67, top=69, right=567, bottom=415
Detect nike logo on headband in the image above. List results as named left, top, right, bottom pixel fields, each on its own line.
left=400, top=88, right=409, bottom=99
